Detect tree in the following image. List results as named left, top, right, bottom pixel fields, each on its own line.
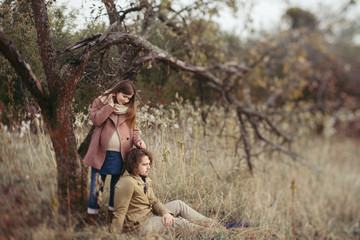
left=0, top=0, right=90, bottom=216
left=0, top=0, right=313, bottom=217
left=0, top=1, right=42, bottom=127
left=286, top=8, right=317, bottom=30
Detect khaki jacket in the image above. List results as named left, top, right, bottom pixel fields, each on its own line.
left=83, top=98, right=142, bottom=169
left=111, top=171, right=171, bottom=233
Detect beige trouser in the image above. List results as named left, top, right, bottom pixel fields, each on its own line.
left=141, top=200, right=219, bottom=236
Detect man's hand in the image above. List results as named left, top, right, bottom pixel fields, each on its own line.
left=162, top=213, right=175, bottom=228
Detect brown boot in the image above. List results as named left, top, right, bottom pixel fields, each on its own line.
left=107, top=209, right=114, bottom=224
left=87, top=213, right=98, bottom=224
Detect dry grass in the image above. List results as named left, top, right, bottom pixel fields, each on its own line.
left=0, top=107, right=359, bottom=240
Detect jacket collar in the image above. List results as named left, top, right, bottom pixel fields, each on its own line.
left=97, top=99, right=128, bottom=126
left=109, top=113, right=127, bottom=126
left=123, top=170, right=152, bottom=185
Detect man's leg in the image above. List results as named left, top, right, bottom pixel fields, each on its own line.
left=142, top=214, right=210, bottom=236
left=164, top=200, right=219, bottom=227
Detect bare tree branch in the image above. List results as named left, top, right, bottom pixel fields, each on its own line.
left=62, top=34, right=101, bottom=53
left=238, top=112, right=253, bottom=174
left=119, top=5, right=146, bottom=23
left=245, top=109, right=320, bottom=171
left=102, top=0, right=121, bottom=24
left=0, top=30, right=46, bottom=103
left=30, top=0, right=60, bottom=94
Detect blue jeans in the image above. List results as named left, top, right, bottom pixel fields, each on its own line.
left=87, top=151, right=123, bottom=213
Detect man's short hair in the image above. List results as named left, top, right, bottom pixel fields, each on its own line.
left=124, top=148, right=153, bottom=174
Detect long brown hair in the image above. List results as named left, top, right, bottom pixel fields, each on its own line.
left=104, top=80, right=137, bottom=128
left=124, top=148, right=153, bottom=175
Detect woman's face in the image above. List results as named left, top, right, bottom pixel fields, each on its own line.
left=116, top=92, right=133, bottom=105
left=135, top=156, right=151, bottom=176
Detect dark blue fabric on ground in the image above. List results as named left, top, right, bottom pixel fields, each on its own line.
left=225, top=220, right=250, bottom=229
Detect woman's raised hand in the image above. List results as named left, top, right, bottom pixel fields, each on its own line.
left=107, top=93, right=115, bottom=105
left=136, top=140, right=147, bottom=149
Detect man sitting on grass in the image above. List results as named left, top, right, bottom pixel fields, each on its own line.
left=110, top=148, right=247, bottom=236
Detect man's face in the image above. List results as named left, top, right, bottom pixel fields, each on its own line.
left=136, top=156, right=151, bottom=176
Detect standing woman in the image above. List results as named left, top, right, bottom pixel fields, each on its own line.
left=83, top=80, right=146, bottom=224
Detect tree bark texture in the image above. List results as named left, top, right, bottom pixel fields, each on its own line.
left=47, top=107, right=88, bottom=215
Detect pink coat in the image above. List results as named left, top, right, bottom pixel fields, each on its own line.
left=83, top=98, right=142, bottom=170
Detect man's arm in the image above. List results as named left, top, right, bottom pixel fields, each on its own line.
left=147, top=185, right=175, bottom=227
left=147, top=183, right=172, bottom=216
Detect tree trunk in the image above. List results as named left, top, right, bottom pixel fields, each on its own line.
left=1, top=27, right=89, bottom=216
left=45, top=106, right=88, bottom=215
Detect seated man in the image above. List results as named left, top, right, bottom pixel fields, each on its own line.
left=111, top=148, right=245, bottom=236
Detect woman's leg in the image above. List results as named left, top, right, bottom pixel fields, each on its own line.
left=107, top=174, right=120, bottom=224
left=104, top=151, right=123, bottom=210
left=87, top=168, right=107, bottom=214
left=109, top=174, right=121, bottom=210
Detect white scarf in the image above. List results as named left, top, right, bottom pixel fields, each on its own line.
left=99, top=95, right=128, bottom=115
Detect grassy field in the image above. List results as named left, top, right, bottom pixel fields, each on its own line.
left=1, top=104, right=359, bottom=239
